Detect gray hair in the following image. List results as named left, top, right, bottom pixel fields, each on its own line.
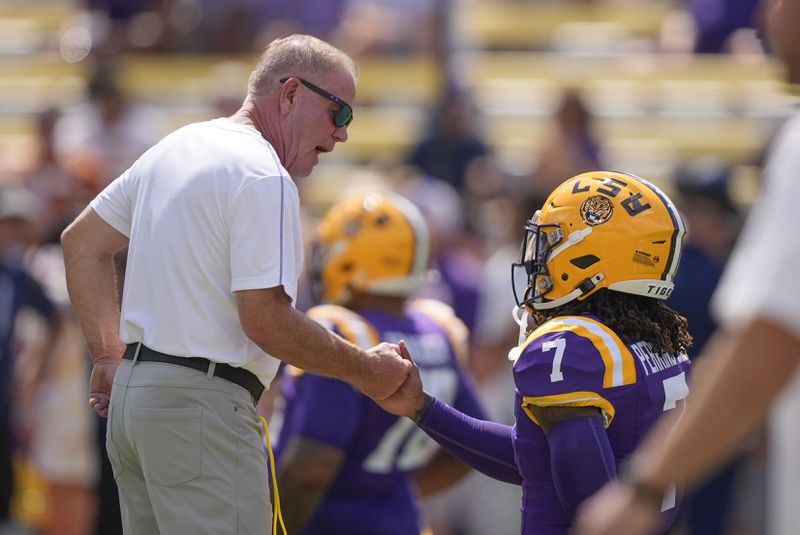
left=247, top=34, right=358, bottom=97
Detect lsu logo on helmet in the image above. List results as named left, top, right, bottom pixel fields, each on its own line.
left=513, top=171, right=686, bottom=311
left=311, top=191, right=431, bottom=305
left=580, top=195, right=614, bottom=226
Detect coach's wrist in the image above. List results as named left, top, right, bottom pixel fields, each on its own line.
left=618, top=463, right=666, bottom=510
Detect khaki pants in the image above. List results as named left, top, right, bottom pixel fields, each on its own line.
left=107, top=358, right=271, bottom=535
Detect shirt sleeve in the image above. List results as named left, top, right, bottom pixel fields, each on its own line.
left=712, top=115, right=800, bottom=340
left=228, top=175, right=303, bottom=301
left=90, top=168, right=135, bottom=237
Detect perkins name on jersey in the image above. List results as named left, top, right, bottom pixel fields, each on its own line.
left=630, top=341, right=689, bottom=376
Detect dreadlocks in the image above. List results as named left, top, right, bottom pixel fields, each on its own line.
left=531, top=289, right=693, bottom=355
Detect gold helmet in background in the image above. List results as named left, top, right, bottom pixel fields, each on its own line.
left=312, top=191, right=431, bottom=305
left=513, top=171, right=687, bottom=311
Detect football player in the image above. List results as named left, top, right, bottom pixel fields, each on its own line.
left=378, top=171, right=693, bottom=534
left=271, top=191, right=485, bottom=534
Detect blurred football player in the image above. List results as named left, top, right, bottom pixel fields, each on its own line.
left=271, top=191, right=485, bottom=534
left=377, top=171, right=693, bottom=534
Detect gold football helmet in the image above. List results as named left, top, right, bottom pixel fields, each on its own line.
left=513, top=171, right=686, bottom=310
left=311, top=191, right=431, bottom=305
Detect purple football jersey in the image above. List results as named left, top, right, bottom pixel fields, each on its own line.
left=512, top=314, right=691, bottom=534
left=272, top=300, right=484, bottom=535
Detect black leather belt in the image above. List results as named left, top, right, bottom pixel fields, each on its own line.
left=123, top=343, right=264, bottom=402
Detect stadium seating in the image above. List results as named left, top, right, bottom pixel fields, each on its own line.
left=0, top=1, right=795, bottom=188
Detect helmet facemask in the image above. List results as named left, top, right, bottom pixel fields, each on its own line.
left=512, top=211, right=564, bottom=311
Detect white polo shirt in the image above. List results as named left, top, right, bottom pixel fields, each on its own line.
left=91, top=118, right=303, bottom=386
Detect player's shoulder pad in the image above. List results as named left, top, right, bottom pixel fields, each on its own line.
left=409, top=298, right=469, bottom=364
left=516, top=314, right=636, bottom=388
left=306, top=304, right=380, bottom=348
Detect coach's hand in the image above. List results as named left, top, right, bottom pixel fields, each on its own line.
left=89, top=359, right=120, bottom=417
left=374, top=341, right=427, bottom=418
left=357, top=341, right=414, bottom=401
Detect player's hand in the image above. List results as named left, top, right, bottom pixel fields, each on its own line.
left=357, top=341, right=413, bottom=400
left=571, top=481, right=660, bottom=535
left=89, top=360, right=120, bottom=418
left=374, top=341, right=426, bottom=418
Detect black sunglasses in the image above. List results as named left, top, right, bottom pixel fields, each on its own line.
left=280, top=77, right=354, bottom=128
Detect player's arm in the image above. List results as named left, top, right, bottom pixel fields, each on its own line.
left=532, top=405, right=615, bottom=517
left=275, top=436, right=344, bottom=533
left=413, top=396, right=522, bottom=485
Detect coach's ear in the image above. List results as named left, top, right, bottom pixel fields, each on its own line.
left=279, top=77, right=300, bottom=116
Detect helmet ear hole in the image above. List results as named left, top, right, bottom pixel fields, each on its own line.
left=570, top=255, right=600, bottom=269
left=561, top=273, right=569, bottom=281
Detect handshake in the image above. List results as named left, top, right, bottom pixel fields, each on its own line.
left=352, top=341, right=427, bottom=419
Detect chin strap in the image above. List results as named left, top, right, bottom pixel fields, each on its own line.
left=534, top=273, right=606, bottom=311
left=507, top=305, right=531, bottom=362
left=508, top=272, right=606, bottom=360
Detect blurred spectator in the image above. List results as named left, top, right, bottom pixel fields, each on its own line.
left=20, top=108, right=88, bottom=244
left=408, top=84, right=495, bottom=195
left=24, top=238, right=99, bottom=535
left=529, top=87, right=602, bottom=197
left=686, top=0, right=761, bottom=54
left=666, top=158, right=747, bottom=535
left=54, top=60, right=166, bottom=194
left=669, top=158, right=741, bottom=350
left=0, top=185, right=62, bottom=532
